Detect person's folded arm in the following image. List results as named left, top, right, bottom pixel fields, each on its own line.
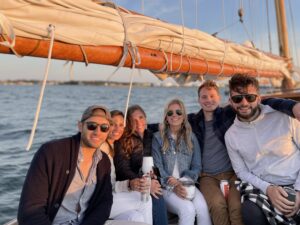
left=261, top=97, right=297, bottom=119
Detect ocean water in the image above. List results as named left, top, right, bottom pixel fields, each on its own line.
left=0, top=84, right=228, bottom=224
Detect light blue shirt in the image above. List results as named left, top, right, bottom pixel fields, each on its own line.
left=52, top=147, right=103, bottom=225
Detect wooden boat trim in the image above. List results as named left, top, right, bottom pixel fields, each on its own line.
left=0, top=36, right=284, bottom=79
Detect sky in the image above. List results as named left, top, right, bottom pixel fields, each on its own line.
left=0, top=0, right=299, bottom=82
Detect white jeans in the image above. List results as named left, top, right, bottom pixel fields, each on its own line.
left=110, top=191, right=152, bottom=225
left=163, top=188, right=212, bottom=225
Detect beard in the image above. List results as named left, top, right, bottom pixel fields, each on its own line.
left=235, top=105, right=260, bottom=121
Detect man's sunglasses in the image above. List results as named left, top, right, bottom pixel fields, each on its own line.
left=85, top=122, right=110, bottom=132
left=167, top=109, right=183, bottom=117
left=231, top=94, right=258, bottom=104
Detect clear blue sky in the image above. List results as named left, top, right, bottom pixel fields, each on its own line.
left=0, top=0, right=299, bottom=82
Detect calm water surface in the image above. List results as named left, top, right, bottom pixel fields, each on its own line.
left=0, top=84, right=228, bottom=224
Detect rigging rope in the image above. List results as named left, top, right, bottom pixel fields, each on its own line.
left=141, top=0, right=144, bottom=14
left=26, top=24, right=55, bottom=151
left=177, top=0, right=185, bottom=74
left=179, top=0, right=185, bottom=54
left=217, top=42, right=228, bottom=77
left=221, top=0, right=228, bottom=39
left=248, top=0, right=255, bottom=46
left=287, top=0, right=299, bottom=66
left=0, top=13, right=21, bottom=57
left=265, top=0, right=272, bottom=52
left=105, top=1, right=140, bottom=125
left=63, top=61, right=75, bottom=81
left=195, top=0, right=198, bottom=29
left=105, top=2, right=140, bottom=83
left=123, top=63, right=136, bottom=127
left=212, top=20, right=239, bottom=37
left=236, top=1, right=255, bottom=48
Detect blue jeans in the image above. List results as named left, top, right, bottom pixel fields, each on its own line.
left=152, top=195, right=168, bottom=225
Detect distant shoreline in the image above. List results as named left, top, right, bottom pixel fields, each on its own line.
left=0, top=80, right=156, bottom=87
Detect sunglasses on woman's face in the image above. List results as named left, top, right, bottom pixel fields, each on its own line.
left=231, top=94, right=257, bottom=104
left=85, top=122, right=110, bottom=132
left=167, top=109, right=183, bottom=117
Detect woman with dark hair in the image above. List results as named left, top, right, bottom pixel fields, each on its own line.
left=101, top=110, right=152, bottom=224
left=152, top=98, right=211, bottom=225
left=114, top=105, right=168, bottom=225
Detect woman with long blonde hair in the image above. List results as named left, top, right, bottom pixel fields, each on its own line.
left=152, top=98, right=211, bottom=225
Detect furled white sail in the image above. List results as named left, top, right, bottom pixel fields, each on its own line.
left=0, top=0, right=290, bottom=78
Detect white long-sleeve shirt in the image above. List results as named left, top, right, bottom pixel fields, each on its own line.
left=101, top=142, right=130, bottom=192
left=225, top=104, right=300, bottom=194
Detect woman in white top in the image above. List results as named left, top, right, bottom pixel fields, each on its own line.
left=101, top=110, right=152, bottom=225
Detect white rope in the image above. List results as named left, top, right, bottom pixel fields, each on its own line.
left=69, top=61, right=74, bottom=81
left=170, top=38, right=174, bottom=71
left=179, top=0, right=186, bottom=55
left=104, top=2, right=138, bottom=126
left=3, top=218, right=17, bottom=225
left=0, top=14, right=15, bottom=47
left=123, top=63, right=136, bottom=127
left=106, top=2, right=141, bottom=82
left=0, top=13, right=21, bottom=57
left=26, top=24, right=55, bottom=151
left=216, top=41, right=228, bottom=77
left=63, top=61, right=74, bottom=80
left=151, top=49, right=168, bottom=73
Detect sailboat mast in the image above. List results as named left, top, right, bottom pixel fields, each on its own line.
left=274, top=0, right=294, bottom=89
left=274, top=0, right=290, bottom=65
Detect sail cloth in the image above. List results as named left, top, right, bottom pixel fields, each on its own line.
left=0, top=0, right=290, bottom=78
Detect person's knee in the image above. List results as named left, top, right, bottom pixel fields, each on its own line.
left=177, top=203, right=196, bottom=219
left=209, top=196, right=227, bottom=212
left=228, top=196, right=242, bottom=214
left=194, top=199, right=209, bottom=214
left=127, top=211, right=144, bottom=222
left=242, top=200, right=268, bottom=225
left=144, top=198, right=152, bottom=210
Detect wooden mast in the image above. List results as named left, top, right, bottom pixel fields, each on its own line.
left=274, top=0, right=294, bottom=89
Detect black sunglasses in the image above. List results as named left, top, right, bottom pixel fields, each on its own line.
left=167, top=109, right=183, bottom=117
left=231, top=94, right=257, bottom=104
left=85, top=122, right=110, bottom=132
